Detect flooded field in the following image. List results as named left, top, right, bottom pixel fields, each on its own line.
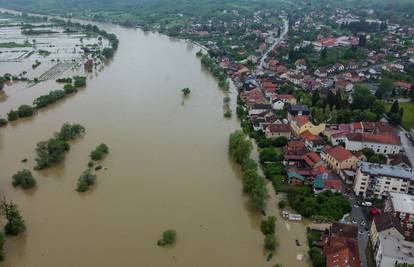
left=0, top=11, right=311, bottom=267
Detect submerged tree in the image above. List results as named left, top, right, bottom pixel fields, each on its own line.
left=181, top=87, right=191, bottom=96
left=0, top=200, right=26, bottom=236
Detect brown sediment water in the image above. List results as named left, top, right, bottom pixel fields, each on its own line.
left=0, top=18, right=311, bottom=267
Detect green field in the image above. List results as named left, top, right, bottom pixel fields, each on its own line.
left=0, top=42, right=32, bottom=48
left=386, top=102, right=414, bottom=130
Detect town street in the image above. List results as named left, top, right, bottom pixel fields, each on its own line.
left=259, top=17, right=289, bottom=70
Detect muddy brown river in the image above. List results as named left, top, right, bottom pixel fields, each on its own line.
left=0, top=19, right=311, bottom=267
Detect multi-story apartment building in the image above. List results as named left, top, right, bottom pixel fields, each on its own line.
left=353, top=162, right=414, bottom=199
left=384, top=192, right=414, bottom=237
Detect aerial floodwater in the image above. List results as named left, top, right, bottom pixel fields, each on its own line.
left=0, top=15, right=310, bottom=267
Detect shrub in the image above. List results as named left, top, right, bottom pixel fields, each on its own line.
left=76, top=169, right=97, bottom=192
left=63, top=83, right=77, bottom=94
left=0, top=118, right=7, bottom=127
left=73, top=76, right=86, bottom=88
left=0, top=201, right=26, bottom=236
left=90, top=143, right=109, bottom=161
left=162, top=229, right=176, bottom=244
left=223, top=96, right=231, bottom=103
left=264, top=234, right=278, bottom=251
left=35, top=138, right=69, bottom=169
left=56, top=123, right=85, bottom=141
left=224, top=110, right=232, bottom=118
left=56, top=77, right=72, bottom=83
left=158, top=229, right=177, bottom=246
left=309, top=247, right=325, bottom=267
left=17, top=105, right=35, bottom=118
left=7, top=110, right=18, bottom=121
left=261, top=216, right=277, bottom=235
left=11, top=169, right=37, bottom=189
left=278, top=200, right=286, bottom=209
left=228, top=131, right=252, bottom=164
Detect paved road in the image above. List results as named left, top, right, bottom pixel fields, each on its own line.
left=347, top=197, right=370, bottom=267
left=259, top=17, right=289, bottom=70
left=398, top=128, right=414, bottom=167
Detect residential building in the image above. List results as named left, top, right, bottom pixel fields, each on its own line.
left=290, top=116, right=326, bottom=136
left=345, top=132, right=401, bottom=155
left=287, top=104, right=310, bottom=119
left=265, top=124, right=292, bottom=139
left=353, top=162, right=414, bottom=199
left=287, top=172, right=306, bottom=185
left=370, top=213, right=414, bottom=267
left=325, top=146, right=358, bottom=174
left=324, top=223, right=360, bottom=267
left=384, top=192, right=414, bottom=237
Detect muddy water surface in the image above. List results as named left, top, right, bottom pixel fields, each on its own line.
left=0, top=21, right=311, bottom=267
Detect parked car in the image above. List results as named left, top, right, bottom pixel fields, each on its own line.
left=361, top=201, right=372, bottom=207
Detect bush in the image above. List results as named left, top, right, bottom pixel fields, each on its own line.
left=0, top=232, right=4, bottom=261
left=35, top=138, right=69, bottom=169
left=228, top=131, right=252, bottom=164
left=261, top=216, right=277, bottom=235
left=0, top=201, right=26, bottom=236
left=224, top=110, right=232, bottom=118
left=56, top=77, right=72, bottom=83
left=241, top=158, right=258, bottom=172
left=33, top=90, right=66, bottom=109
left=63, top=83, right=77, bottom=94
left=7, top=110, right=18, bottom=121
left=158, top=229, right=177, bottom=246
left=272, top=136, right=288, bottom=147
left=17, top=105, right=35, bottom=118
left=309, top=247, right=325, bottom=267
left=73, top=76, right=86, bottom=88
left=223, top=96, right=231, bottom=103
left=11, top=169, right=37, bottom=189
left=0, top=118, right=7, bottom=127
left=76, top=169, right=97, bottom=192
left=278, top=200, right=286, bottom=209
left=264, top=234, right=278, bottom=251
left=56, top=123, right=86, bottom=141
left=90, top=143, right=109, bottom=161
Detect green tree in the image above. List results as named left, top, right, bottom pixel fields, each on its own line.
left=76, top=169, right=97, bottom=192
left=264, top=234, right=278, bottom=251
left=250, top=178, right=269, bottom=211
left=162, top=229, right=176, bottom=244
left=11, top=169, right=37, bottom=189
left=56, top=123, right=85, bottom=141
left=181, top=87, right=191, bottom=96
left=273, top=136, right=288, bottom=147
left=309, top=247, right=325, bottom=267
left=228, top=131, right=252, bottom=164
left=311, top=91, right=320, bottom=106
left=0, top=200, right=26, bottom=236
left=7, top=110, right=18, bottom=121
left=0, top=118, right=7, bottom=127
left=351, top=85, right=375, bottom=110
left=90, top=143, right=109, bottom=161
left=390, top=100, right=400, bottom=114
left=0, top=232, right=4, bottom=261
left=17, top=105, right=35, bottom=118
left=259, top=147, right=277, bottom=164
left=261, top=216, right=277, bottom=235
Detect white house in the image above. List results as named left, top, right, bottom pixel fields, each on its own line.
left=345, top=132, right=401, bottom=155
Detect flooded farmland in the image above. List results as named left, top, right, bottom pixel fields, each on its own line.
left=0, top=11, right=311, bottom=267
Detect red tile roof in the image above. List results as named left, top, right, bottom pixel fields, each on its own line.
left=303, top=151, right=321, bottom=167
left=326, top=247, right=360, bottom=267
left=326, top=146, right=354, bottom=162
left=267, top=124, right=292, bottom=133
left=346, top=132, right=401, bottom=145
left=293, top=115, right=310, bottom=127
left=394, top=81, right=412, bottom=90
left=300, top=130, right=319, bottom=142
left=324, top=179, right=342, bottom=190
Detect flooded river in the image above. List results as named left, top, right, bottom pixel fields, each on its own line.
left=0, top=20, right=310, bottom=267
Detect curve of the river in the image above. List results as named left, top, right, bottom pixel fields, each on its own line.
left=0, top=19, right=310, bottom=267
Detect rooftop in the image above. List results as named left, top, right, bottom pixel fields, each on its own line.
left=327, top=146, right=354, bottom=162
left=378, top=228, right=414, bottom=266
left=359, top=162, right=414, bottom=181
left=389, top=192, right=414, bottom=215
left=346, top=132, right=401, bottom=145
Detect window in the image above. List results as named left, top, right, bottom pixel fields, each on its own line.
left=385, top=181, right=390, bottom=185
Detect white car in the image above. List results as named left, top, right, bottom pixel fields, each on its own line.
left=361, top=201, right=372, bottom=207
left=361, top=221, right=366, bottom=226
left=358, top=231, right=365, bottom=235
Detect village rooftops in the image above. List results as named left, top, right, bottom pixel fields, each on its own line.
left=346, top=132, right=401, bottom=145
left=388, top=192, right=414, bottom=215
left=359, top=162, right=414, bottom=181
left=289, top=104, right=310, bottom=113
left=326, top=146, right=354, bottom=162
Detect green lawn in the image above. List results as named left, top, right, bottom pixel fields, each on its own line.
left=0, top=42, right=31, bottom=48
left=386, top=102, right=414, bottom=130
